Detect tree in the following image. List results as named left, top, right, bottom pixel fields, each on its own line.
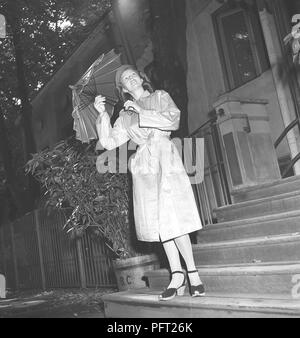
left=0, top=106, right=26, bottom=213
left=0, top=0, right=112, bottom=221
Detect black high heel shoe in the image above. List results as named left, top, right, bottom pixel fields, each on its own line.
left=187, top=270, right=205, bottom=297
left=159, top=271, right=186, bottom=301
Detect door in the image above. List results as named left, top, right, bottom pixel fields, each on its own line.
left=271, top=0, right=300, bottom=120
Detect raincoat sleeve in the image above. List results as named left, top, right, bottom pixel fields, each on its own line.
left=95, top=111, right=129, bottom=151
left=139, top=90, right=180, bottom=131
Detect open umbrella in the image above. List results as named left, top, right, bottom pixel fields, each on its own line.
left=70, top=49, right=122, bottom=143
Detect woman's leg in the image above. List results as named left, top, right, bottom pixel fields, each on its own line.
left=174, top=234, right=202, bottom=285
left=162, top=239, right=185, bottom=288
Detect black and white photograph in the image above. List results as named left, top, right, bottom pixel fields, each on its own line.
left=1, top=0, right=300, bottom=321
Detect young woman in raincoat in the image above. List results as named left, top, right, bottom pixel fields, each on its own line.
left=94, top=65, right=205, bottom=301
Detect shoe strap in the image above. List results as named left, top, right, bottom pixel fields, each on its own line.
left=187, top=270, right=198, bottom=274
left=170, top=270, right=186, bottom=286
left=171, top=271, right=184, bottom=275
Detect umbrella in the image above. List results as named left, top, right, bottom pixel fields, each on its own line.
left=70, top=49, right=122, bottom=143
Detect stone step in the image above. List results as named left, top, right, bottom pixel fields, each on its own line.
left=231, top=175, right=300, bottom=203
left=192, top=233, right=300, bottom=266
left=215, top=190, right=300, bottom=222
left=144, top=262, right=300, bottom=297
left=197, top=210, right=300, bottom=244
left=102, top=289, right=300, bottom=318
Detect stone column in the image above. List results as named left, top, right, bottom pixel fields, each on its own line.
left=214, top=96, right=281, bottom=196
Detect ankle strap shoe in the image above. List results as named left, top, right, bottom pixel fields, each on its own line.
left=187, top=270, right=205, bottom=297
left=159, top=271, right=186, bottom=301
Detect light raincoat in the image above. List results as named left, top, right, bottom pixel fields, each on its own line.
left=96, top=90, right=202, bottom=242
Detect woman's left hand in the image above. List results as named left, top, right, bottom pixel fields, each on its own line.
left=124, top=100, right=143, bottom=114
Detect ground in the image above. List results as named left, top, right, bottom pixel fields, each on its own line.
left=0, top=288, right=117, bottom=318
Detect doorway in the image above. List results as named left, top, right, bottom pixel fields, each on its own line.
left=271, top=0, right=300, bottom=120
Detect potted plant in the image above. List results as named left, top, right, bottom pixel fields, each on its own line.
left=25, top=136, right=160, bottom=291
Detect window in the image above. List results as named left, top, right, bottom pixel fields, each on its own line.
left=213, top=1, right=270, bottom=91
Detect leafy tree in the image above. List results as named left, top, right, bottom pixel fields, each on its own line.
left=0, top=0, right=112, bottom=221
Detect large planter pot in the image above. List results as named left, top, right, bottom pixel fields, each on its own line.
left=112, top=254, right=160, bottom=291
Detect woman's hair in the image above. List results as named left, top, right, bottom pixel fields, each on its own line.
left=115, top=66, right=154, bottom=104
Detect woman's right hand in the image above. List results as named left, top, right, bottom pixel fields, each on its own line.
left=94, top=95, right=106, bottom=116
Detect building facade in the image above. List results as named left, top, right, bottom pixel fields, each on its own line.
left=186, top=0, right=300, bottom=171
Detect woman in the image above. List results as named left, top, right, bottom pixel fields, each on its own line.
left=94, top=65, right=205, bottom=301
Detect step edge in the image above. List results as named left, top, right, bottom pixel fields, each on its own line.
left=192, top=233, right=300, bottom=250
left=145, top=266, right=300, bottom=278
left=231, top=175, right=300, bottom=195
left=201, top=210, right=300, bottom=232
left=215, top=190, right=300, bottom=213
left=102, top=291, right=300, bottom=314
left=145, top=263, right=300, bottom=277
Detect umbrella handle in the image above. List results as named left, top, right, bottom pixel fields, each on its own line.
left=128, top=106, right=135, bottom=111
left=125, top=107, right=138, bottom=116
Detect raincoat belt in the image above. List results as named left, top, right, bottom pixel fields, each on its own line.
left=131, top=134, right=171, bottom=175
left=137, top=133, right=170, bottom=153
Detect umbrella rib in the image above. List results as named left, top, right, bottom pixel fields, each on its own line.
left=92, top=54, right=121, bottom=76
left=93, top=72, right=97, bottom=96
left=94, top=52, right=119, bottom=70
left=93, top=68, right=121, bottom=80
left=106, top=98, right=117, bottom=105
left=73, top=53, right=105, bottom=89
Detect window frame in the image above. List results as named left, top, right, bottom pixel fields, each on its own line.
left=213, top=2, right=270, bottom=91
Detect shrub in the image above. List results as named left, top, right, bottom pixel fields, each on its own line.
left=25, top=137, right=137, bottom=259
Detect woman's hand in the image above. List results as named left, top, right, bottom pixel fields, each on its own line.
left=94, top=95, right=106, bottom=115
left=124, top=100, right=143, bottom=114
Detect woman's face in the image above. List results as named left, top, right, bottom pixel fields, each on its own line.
left=120, top=69, right=143, bottom=93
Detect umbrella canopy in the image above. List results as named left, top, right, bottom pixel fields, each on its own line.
left=70, top=49, right=122, bottom=143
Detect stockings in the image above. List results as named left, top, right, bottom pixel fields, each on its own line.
left=162, top=234, right=202, bottom=287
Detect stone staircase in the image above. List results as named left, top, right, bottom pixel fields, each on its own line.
left=102, top=176, right=300, bottom=318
